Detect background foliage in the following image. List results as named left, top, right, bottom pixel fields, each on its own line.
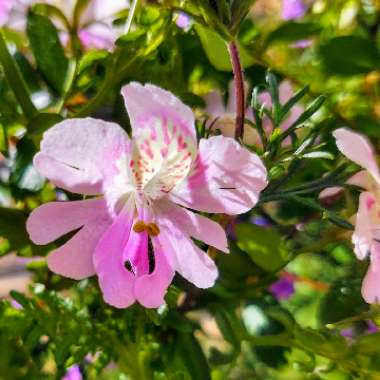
left=0, top=0, right=380, bottom=379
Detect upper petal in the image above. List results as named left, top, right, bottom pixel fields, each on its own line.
left=333, top=128, right=380, bottom=185
left=35, top=118, right=130, bottom=195
left=122, top=82, right=196, bottom=140
left=170, top=135, right=267, bottom=214
left=27, top=198, right=108, bottom=245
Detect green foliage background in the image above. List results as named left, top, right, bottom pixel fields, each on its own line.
left=0, top=0, right=380, bottom=379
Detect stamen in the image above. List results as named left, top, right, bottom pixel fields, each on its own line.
left=133, top=221, right=160, bottom=236
left=133, top=220, right=147, bottom=233
left=146, top=223, right=160, bottom=237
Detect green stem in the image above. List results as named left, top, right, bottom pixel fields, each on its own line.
left=0, top=31, right=38, bottom=120
left=125, top=0, right=138, bottom=34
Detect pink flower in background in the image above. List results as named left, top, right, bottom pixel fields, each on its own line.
left=260, top=80, right=304, bottom=141
left=176, top=11, right=191, bottom=30
left=204, top=81, right=303, bottom=146
left=0, top=0, right=12, bottom=26
left=62, top=365, right=82, bottom=380
left=204, top=81, right=260, bottom=146
left=27, top=83, right=267, bottom=309
left=282, top=0, right=307, bottom=20
left=1, top=0, right=128, bottom=50
left=332, top=128, right=380, bottom=304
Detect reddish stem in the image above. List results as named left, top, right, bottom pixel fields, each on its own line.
left=228, top=41, right=245, bottom=140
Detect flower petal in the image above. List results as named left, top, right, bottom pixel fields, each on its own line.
left=121, top=82, right=196, bottom=139
left=159, top=222, right=218, bottom=288
left=333, top=128, right=380, bottom=184
left=156, top=200, right=228, bottom=252
left=27, top=198, right=108, bottom=245
left=353, top=192, right=377, bottom=260
left=170, top=135, right=267, bottom=214
left=93, top=201, right=136, bottom=308
left=47, top=214, right=111, bottom=280
left=362, top=244, right=380, bottom=304
left=35, top=118, right=130, bottom=194
left=134, top=238, right=175, bottom=308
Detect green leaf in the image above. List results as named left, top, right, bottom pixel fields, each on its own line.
left=28, top=112, right=63, bottom=136
left=319, top=36, right=379, bottom=76
left=10, top=137, right=44, bottom=192
left=265, top=22, right=321, bottom=46
left=195, top=24, right=255, bottom=71
left=213, top=307, right=247, bottom=349
left=176, top=332, right=211, bottom=380
left=27, top=10, right=69, bottom=94
left=319, top=278, right=367, bottom=325
left=0, top=32, right=38, bottom=119
left=236, top=224, right=289, bottom=271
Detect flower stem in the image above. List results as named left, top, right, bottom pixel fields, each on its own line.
left=125, top=0, right=138, bottom=34
left=228, top=41, right=245, bottom=140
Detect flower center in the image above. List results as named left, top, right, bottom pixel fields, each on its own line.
left=129, top=115, right=196, bottom=199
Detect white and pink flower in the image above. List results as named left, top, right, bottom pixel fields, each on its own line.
left=26, top=83, right=267, bottom=309
left=332, top=128, right=380, bottom=303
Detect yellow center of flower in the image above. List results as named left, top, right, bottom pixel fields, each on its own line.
left=133, top=221, right=160, bottom=236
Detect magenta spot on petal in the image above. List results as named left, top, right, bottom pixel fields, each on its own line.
left=367, top=197, right=376, bottom=210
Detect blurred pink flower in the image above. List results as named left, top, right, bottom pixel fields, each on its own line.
left=2, top=0, right=128, bottom=50
left=27, top=83, right=267, bottom=309
left=204, top=81, right=303, bottom=146
left=176, top=11, right=191, bottom=30
left=204, top=81, right=260, bottom=146
left=62, top=365, right=82, bottom=380
left=0, top=0, right=12, bottom=26
left=332, top=128, right=380, bottom=304
left=282, top=0, right=307, bottom=20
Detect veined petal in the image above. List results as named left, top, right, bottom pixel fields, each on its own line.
left=159, top=222, right=218, bottom=288
left=27, top=198, right=108, bottom=245
left=170, top=135, right=267, bottom=214
left=93, top=200, right=136, bottom=308
left=122, top=82, right=196, bottom=139
left=47, top=214, right=111, bottom=280
left=134, top=238, right=175, bottom=308
left=156, top=200, right=228, bottom=252
left=35, top=118, right=130, bottom=195
left=333, top=128, right=380, bottom=185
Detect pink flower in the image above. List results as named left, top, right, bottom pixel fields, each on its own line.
left=282, top=0, right=307, bottom=20
left=26, top=83, right=267, bottom=309
left=332, top=128, right=380, bottom=303
left=3, top=0, right=127, bottom=50
left=204, top=80, right=303, bottom=147
left=0, top=0, right=12, bottom=26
